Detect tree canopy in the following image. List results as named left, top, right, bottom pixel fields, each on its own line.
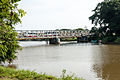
left=89, top=0, right=120, bottom=43
left=0, top=0, right=25, bottom=63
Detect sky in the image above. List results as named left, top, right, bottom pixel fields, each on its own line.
left=15, top=0, right=104, bottom=30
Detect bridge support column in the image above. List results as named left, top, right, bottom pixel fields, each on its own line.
left=77, top=36, right=88, bottom=43
left=49, top=38, right=60, bottom=44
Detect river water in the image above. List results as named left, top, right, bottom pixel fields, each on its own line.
left=13, top=41, right=120, bottom=80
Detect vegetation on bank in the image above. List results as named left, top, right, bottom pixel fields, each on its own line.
left=60, top=38, right=77, bottom=41
left=56, top=28, right=85, bottom=31
left=0, top=66, right=85, bottom=80
left=89, top=0, right=120, bottom=44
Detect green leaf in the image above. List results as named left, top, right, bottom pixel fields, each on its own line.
left=23, top=10, right=25, bottom=16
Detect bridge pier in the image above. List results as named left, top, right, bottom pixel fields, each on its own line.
left=77, top=36, right=88, bottom=43
left=49, top=38, right=60, bottom=44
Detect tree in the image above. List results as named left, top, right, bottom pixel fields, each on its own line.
left=89, top=0, right=120, bottom=42
left=75, top=28, right=84, bottom=31
left=0, top=0, right=25, bottom=63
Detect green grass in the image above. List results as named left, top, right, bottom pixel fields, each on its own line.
left=0, top=66, right=85, bottom=80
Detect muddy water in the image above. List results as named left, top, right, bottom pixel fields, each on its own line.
left=13, top=41, right=120, bottom=80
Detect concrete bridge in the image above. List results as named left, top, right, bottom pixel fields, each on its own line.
left=16, top=30, right=90, bottom=44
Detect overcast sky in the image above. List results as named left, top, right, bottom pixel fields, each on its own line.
left=15, top=0, right=104, bottom=30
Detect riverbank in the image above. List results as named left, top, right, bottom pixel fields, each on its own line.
left=0, top=66, right=85, bottom=80
left=60, top=38, right=77, bottom=41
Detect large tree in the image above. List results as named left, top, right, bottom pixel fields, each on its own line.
left=0, top=0, right=25, bottom=63
left=89, top=0, right=120, bottom=41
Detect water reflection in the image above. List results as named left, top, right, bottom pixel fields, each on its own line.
left=93, top=45, right=120, bottom=80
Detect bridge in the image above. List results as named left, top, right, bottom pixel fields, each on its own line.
left=16, top=30, right=90, bottom=44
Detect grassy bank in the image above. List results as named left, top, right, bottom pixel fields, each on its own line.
left=0, top=66, right=85, bottom=80
left=60, top=38, right=77, bottom=41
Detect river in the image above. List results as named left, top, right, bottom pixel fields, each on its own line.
left=13, top=41, right=120, bottom=80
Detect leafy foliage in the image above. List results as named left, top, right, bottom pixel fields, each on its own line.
left=0, top=0, right=25, bottom=63
left=89, top=0, right=120, bottom=43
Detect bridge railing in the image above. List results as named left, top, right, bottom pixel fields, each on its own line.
left=16, top=30, right=89, bottom=40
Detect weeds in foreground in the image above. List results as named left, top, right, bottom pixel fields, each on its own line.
left=59, top=69, right=85, bottom=80
left=0, top=66, right=85, bottom=80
